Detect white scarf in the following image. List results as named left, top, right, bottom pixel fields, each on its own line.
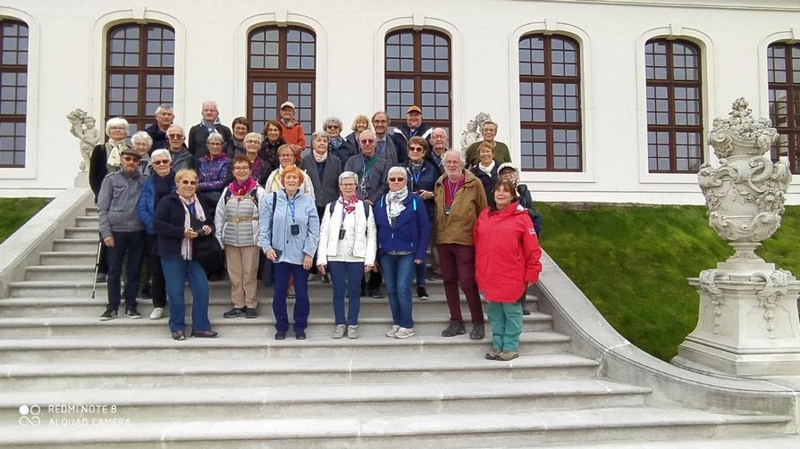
left=478, top=160, right=495, bottom=174
left=106, top=141, right=126, bottom=168
left=386, top=187, right=408, bottom=221
left=313, top=150, right=328, bottom=163
left=179, top=194, right=206, bottom=260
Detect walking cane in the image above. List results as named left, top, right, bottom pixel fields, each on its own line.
left=91, top=239, right=102, bottom=300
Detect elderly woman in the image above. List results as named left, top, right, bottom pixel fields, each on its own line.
left=153, top=169, right=218, bottom=340
left=260, top=120, right=284, bottom=176
left=301, top=131, right=342, bottom=219
left=474, top=179, right=542, bottom=361
left=137, top=149, right=175, bottom=320
left=259, top=165, right=320, bottom=340
left=373, top=166, right=431, bottom=339
left=316, top=171, right=376, bottom=339
left=242, top=132, right=267, bottom=184
left=323, top=116, right=355, bottom=170
left=264, top=144, right=315, bottom=198
left=197, top=132, right=232, bottom=216
left=470, top=141, right=501, bottom=205
left=131, top=131, right=153, bottom=175
left=345, top=114, right=370, bottom=151
left=89, top=117, right=130, bottom=284
left=405, top=136, right=437, bottom=300
left=224, top=116, right=250, bottom=158
left=215, top=155, right=266, bottom=319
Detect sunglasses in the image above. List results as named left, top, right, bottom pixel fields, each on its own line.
left=168, top=134, right=184, bottom=139
left=388, top=177, right=405, bottom=182
left=326, top=125, right=340, bottom=129
left=408, top=147, right=424, bottom=152
left=360, top=139, right=376, bottom=145
left=152, top=160, right=170, bottom=166
left=180, top=180, right=197, bottom=185
left=122, top=156, right=140, bottom=162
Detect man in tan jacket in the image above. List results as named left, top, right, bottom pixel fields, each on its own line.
left=434, top=151, right=489, bottom=340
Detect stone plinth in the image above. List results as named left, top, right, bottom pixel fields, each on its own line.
left=674, top=260, right=800, bottom=376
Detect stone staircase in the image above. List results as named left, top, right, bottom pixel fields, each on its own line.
left=0, top=204, right=795, bottom=448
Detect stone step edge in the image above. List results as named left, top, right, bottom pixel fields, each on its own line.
left=0, top=295, right=537, bottom=305
left=0, top=353, right=600, bottom=378
left=0, top=407, right=789, bottom=445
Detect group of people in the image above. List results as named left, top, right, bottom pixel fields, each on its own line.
left=92, top=101, right=542, bottom=360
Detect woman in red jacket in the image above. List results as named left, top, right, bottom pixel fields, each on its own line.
left=474, top=179, right=542, bottom=361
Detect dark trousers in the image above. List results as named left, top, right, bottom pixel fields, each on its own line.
left=273, top=262, right=310, bottom=333
left=328, top=261, right=363, bottom=326
left=145, top=234, right=167, bottom=308
left=106, top=231, right=145, bottom=312
left=438, top=243, right=484, bottom=325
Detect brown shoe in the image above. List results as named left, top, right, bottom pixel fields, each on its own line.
left=496, top=350, right=519, bottom=361
left=485, top=348, right=501, bottom=360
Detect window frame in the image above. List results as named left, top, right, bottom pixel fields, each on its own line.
left=0, top=19, right=29, bottom=168
left=767, top=42, right=800, bottom=173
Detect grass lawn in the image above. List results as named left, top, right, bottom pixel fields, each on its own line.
left=0, top=198, right=51, bottom=244
left=538, top=203, right=800, bottom=362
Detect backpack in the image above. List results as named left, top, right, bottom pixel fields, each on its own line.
left=223, top=188, right=259, bottom=206
left=328, top=200, right=370, bottom=219
left=517, top=184, right=542, bottom=237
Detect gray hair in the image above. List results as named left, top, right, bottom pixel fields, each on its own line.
left=244, top=132, right=263, bottom=143
left=201, top=100, right=218, bottom=111
left=358, top=129, right=376, bottom=140
left=155, top=104, right=173, bottom=115
left=441, top=150, right=464, bottom=165
left=166, top=124, right=184, bottom=136
left=150, top=149, right=172, bottom=165
left=387, top=166, right=407, bottom=180
left=431, top=127, right=449, bottom=139
left=311, top=131, right=329, bottom=143
left=339, top=171, right=359, bottom=185
left=104, top=117, right=129, bottom=137
left=322, top=116, right=343, bottom=131
left=206, top=131, right=224, bottom=144
left=131, top=131, right=153, bottom=148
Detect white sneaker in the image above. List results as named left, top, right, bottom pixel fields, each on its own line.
left=347, top=325, right=359, bottom=339
left=149, top=307, right=164, bottom=320
left=332, top=324, right=346, bottom=339
left=385, top=325, right=400, bottom=338
left=395, top=327, right=415, bottom=339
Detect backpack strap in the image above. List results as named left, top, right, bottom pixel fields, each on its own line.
left=269, top=191, right=277, bottom=248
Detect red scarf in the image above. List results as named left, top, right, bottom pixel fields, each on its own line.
left=339, top=193, right=359, bottom=214
left=228, top=177, right=257, bottom=199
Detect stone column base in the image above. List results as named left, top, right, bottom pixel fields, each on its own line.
left=672, top=261, right=800, bottom=377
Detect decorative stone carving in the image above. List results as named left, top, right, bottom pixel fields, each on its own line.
left=67, top=109, right=102, bottom=172
left=673, top=98, right=800, bottom=377
left=459, top=112, right=492, bottom=153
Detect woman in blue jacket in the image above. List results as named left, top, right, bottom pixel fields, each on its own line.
left=374, top=166, right=431, bottom=339
left=259, top=165, right=320, bottom=340
left=405, top=136, right=437, bottom=301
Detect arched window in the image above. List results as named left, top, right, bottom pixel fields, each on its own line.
left=767, top=42, right=800, bottom=173
left=645, top=39, right=703, bottom=173
left=518, top=34, right=582, bottom=172
left=385, top=29, right=451, bottom=135
left=248, top=26, right=315, bottom=148
left=105, top=23, right=174, bottom=134
left=0, top=19, right=28, bottom=167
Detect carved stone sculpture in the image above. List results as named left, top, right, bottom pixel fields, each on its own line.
left=672, top=98, right=800, bottom=377
left=459, top=112, right=492, bottom=153
left=68, top=109, right=102, bottom=172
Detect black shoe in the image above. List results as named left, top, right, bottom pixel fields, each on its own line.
left=140, top=287, right=152, bottom=300
left=125, top=309, right=142, bottom=319
left=171, top=330, right=186, bottom=341
left=191, top=330, right=218, bottom=338
left=223, top=307, right=246, bottom=318
left=99, top=309, right=117, bottom=321
left=522, top=304, right=532, bottom=316
left=441, top=320, right=466, bottom=337
left=470, top=323, right=485, bottom=340
left=275, top=331, right=286, bottom=340
left=417, top=287, right=429, bottom=300
left=370, top=288, right=384, bottom=299
left=295, top=331, right=307, bottom=340
left=245, top=308, right=257, bottom=319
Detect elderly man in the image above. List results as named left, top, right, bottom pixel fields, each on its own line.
left=434, top=150, right=488, bottom=339
left=344, top=129, right=390, bottom=298
left=145, top=104, right=174, bottom=151
left=188, top=101, right=232, bottom=159
left=392, top=105, right=432, bottom=165
left=98, top=148, right=149, bottom=321
left=278, top=101, right=306, bottom=157
left=425, top=127, right=450, bottom=179
left=166, top=124, right=195, bottom=171
left=371, top=111, right=399, bottom=167
left=464, top=121, right=512, bottom=167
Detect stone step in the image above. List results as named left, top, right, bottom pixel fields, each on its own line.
left=63, top=227, right=101, bottom=240
left=51, top=238, right=98, bottom=253
left=74, top=216, right=98, bottom=227
left=85, top=207, right=97, bottom=216
left=0, top=378, right=650, bottom=422
left=0, top=353, right=600, bottom=391
left=25, top=265, right=97, bottom=281
left=516, top=436, right=800, bottom=449
left=0, top=312, right=552, bottom=338
left=39, top=251, right=97, bottom=266
left=0, top=332, right=572, bottom=363
left=0, top=407, right=788, bottom=448
left=0, top=295, right=538, bottom=318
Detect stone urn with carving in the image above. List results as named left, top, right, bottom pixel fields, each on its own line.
left=673, top=98, right=800, bottom=377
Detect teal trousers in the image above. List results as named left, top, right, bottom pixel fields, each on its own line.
left=487, top=301, right=523, bottom=352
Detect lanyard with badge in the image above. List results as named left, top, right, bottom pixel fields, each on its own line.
left=444, top=177, right=461, bottom=215
left=286, top=191, right=299, bottom=235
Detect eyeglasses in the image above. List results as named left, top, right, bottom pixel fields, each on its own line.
left=388, top=177, right=405, bottom=182
left=432, top=135, right=446, bottom=140
left=122, top=156, right=140, bottom=162
left=152, top=160, right=170, bottom=166
left=279, top=153, right=294, bottom=158
left=207, top=142, right=222, bottom=147
left=110, top=126, right=126, bottom=131
left=408, top=147, right=424, bottom=152
left=326, top=125, right=340, bottom=129
left=244, top=139, right=260, bottom=144
left=168, top=134, right=184, bottom=139
left=360, top=139, right=375, bottom=145
left=180, top=180, right=197, bottom=185
left=340, top=183, right=356, bottom=188
left=233, top=166, right=250, bottom=171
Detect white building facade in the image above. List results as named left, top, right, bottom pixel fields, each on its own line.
left=0, top=0, right=798, bottom=203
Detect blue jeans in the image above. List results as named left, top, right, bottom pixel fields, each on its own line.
left=106, top=231, right=145, bottom=312
left=380, top=253, right=415, bottom=329
left=161, top=256, right=211, bottom=333
left=328, top=261, right=363, bottom=326
left=273, top=262, right=310, bottom=333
